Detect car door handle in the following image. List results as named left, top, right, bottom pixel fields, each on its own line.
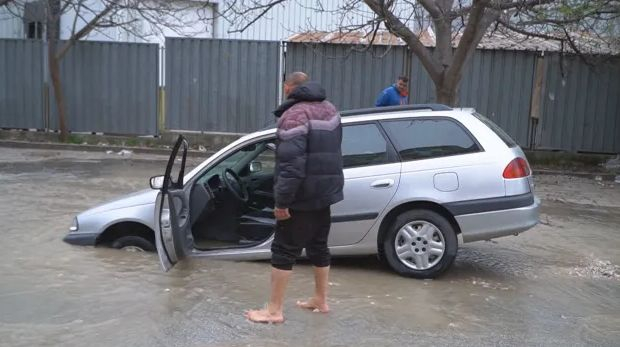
left=371, top=179, right=394, bottom=188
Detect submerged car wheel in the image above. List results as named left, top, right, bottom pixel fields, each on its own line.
left=384, top=209, right=457, bottom=279
left=111, top=235, right=156, bottom=252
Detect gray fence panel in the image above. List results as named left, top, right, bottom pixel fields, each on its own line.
left=285, top=42, right=407, bottom=110
left=410, top=49, right=535, bottom=146
left=49, top=41, right=158, bottom=135
left=459, top=50, right=535, bottom=146
left=166, top=38, right=280, bottom=133
left=539, top=54, right=620, bottom=153
left=409, top=53, right=435, bottom=106
left=0, top=39, right=45, bottom=129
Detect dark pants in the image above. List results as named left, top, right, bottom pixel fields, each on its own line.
left=271, top=207, right=331, bottom=271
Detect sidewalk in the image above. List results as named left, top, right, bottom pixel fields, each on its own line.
left=1, top=138, right=617, bottom=182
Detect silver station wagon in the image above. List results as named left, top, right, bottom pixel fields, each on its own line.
left=64, top=104, right=540, bottom=278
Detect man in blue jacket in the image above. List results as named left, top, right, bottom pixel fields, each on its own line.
left=375, top=76, right=409, bottom=107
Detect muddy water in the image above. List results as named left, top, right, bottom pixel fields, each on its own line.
left=0, top=148, right=619, bottom=347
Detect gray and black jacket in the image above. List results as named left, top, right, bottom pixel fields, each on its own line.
left=273, top=81, right=344, bottom=210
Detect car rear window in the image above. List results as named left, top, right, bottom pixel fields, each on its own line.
left=381, top=118, right=481, bottom=161
left=472, top=112, right=518, bottom=147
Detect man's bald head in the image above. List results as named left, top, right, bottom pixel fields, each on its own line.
left=284, top=71, right=309, bottom=97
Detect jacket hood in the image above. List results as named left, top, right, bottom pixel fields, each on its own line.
left=273, top=81, right=327, bottom=117
left=288, top=81, right=326, bottom=101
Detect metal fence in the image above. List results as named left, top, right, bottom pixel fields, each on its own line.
left=287, top=43, right=619, bottom=153
left=49, top=40, right=159, bottom=135
left=458, top=50, right=536, bottom=146
left=165, top=38, right=280, bottom=133
left=0, top=39, right=45, bottom=129
left=537, top=54, right=620, bottom=153
left=409, top=49, right=536, bottom=145
left=285, top=42, right=408, bottom=111
left=285, top=44, right=536, bottom=146
left=1, top=37, right=619, bottom=153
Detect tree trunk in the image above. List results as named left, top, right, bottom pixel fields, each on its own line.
left=435, top=80, right=459, bottom=106
left=47, top=0, right=68, bottom=142
left=48, top=40, right=68, bottom=142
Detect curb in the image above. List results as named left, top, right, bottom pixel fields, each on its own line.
left=0, top=140, right=214, bottom=157
left=1, top=140, right=617, bottom=182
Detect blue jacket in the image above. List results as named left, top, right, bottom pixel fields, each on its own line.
left=375, top=84, right=407, bottom=107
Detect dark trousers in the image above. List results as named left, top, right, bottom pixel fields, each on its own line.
left=271, top=207, right=331, bottom=271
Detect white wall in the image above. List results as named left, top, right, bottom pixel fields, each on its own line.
left=0, top=0, right=38, bottom=39
left=1, top=0, right=427, bottom=42
left=214, top=1, right=428, bottom=41
left=0, top=6, right=24, bottom=38
left=59, top=0, right=215, bottom=46
left=215, top=0, right=376, bottom=41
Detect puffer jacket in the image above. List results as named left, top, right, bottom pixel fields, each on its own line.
left=273, top=81, right=344, bottom=210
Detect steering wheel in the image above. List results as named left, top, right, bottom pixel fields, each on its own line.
left=222, top=168, right=249, bottom=203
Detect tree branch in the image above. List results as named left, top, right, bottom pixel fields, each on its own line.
left=497, top=17, right=563, bottom=41
left=363, top=0, right=442, bottom=84
left=561, top=27, right=591, bottom=64
left=70, top=0, right=85, bottom=39
left=225, top=0, right=287, bottom=33
left=450, top=0, right=557, bottom=18
left=56, top=0, right=118, bottom=60
left=417, top=0, right=443, bottom=19
left=447, top=0, right=494, bottom=83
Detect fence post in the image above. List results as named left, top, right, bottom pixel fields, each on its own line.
left=157, top=45, right=166, bottom=136
left=42, top=40, right=50, bottom=132
left=278, top=41, right=286, bottom=105
left=404, top=48, right=412, bottom=100
left=528, top=52, right=546, bottom=150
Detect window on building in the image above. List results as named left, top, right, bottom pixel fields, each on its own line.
left=27, top=21, right=43, bottom=39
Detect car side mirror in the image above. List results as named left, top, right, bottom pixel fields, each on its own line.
left=249, top=161, right=263, bottom=173
left=150, top=175, right=165, bottom=189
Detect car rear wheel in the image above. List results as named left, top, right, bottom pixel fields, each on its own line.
left=383, top=209, right=457, bottom=278
left=111, top=235, right=155, bottom=252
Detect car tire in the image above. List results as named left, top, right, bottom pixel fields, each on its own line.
left=111, top=235, right=155, bottom=252
left=383, top=209, right=458, bottom=279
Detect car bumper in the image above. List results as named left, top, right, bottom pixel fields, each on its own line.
left=63, top=232, right=99, bottom=246
left=455, top=196, right=541, bottom=243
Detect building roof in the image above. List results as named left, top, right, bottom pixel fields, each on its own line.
left=288, top=30, right=619, bottom=55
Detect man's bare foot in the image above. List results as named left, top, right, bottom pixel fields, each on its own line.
left=296, top=297, right=329, bottom=313
left=244, top=308, right=284, bottom=324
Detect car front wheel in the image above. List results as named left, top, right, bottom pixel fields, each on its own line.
left=111, top=235, right=156, bottom=252
left=383, top=209, right=458, bottom=279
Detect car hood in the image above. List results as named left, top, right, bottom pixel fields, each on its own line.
left=79, top=189, right=158, bottom=216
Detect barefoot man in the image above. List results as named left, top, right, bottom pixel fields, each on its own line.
left=244, top=72, right=344, bottom=323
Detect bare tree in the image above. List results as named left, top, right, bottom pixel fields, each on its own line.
left=216, top=0, right=619, bottom=105
left=3, top=0, right=209, bottom=141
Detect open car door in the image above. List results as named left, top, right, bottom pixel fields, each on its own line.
left=153, top=135, right=194, bottom=272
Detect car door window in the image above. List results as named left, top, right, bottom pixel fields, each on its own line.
left=252, top=145, right=276, bottom=175
left=195, top=142, right=266, bottom=185
left=342, top=123, right=392, bottom=168
left=381, top=118, right=481, bottom=161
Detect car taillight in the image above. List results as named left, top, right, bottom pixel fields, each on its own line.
left=503, top=158, right=531, bottom=179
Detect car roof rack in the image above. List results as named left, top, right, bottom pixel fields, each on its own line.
left=340, top=104, right=452, bottom=117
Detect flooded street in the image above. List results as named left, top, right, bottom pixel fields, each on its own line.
left=1, top=147, right=619, bottom=347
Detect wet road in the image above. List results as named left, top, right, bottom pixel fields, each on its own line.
left=0, top=147, right=619, bottom=347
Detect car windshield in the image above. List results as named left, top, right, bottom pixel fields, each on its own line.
left=196, top=141, right=272, bottom=184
